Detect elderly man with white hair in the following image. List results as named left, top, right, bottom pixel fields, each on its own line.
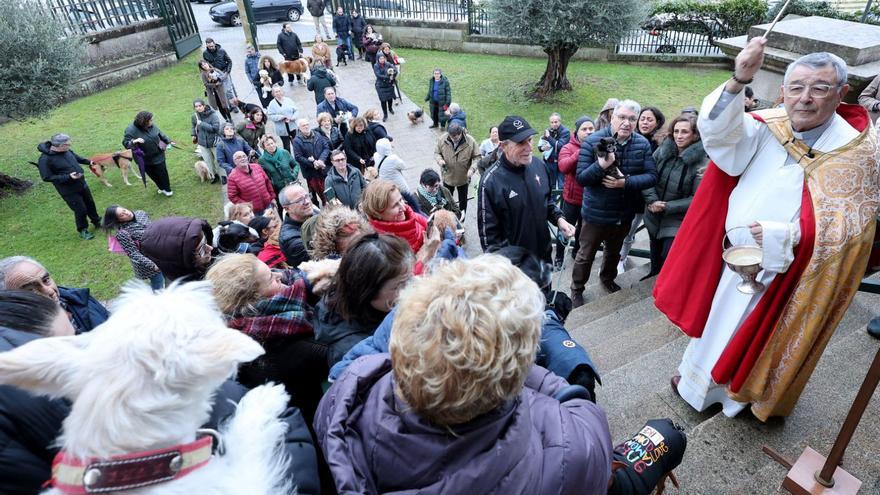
left=0, top=256, right=109, bottom=333
left=656, top=38, right=880, bottom=421
left=266, top=86, right=298, bottom=152
left=278, top=184, right=316, bottom=267
left=572, top=99, right=658, bottom=306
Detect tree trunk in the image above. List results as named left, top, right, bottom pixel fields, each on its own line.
left=0, top=172, right=33, bottom=199
left=535, top=45, right=578, bottom=98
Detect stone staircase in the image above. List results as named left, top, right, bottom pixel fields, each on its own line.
left=564, top=262, right=880, bottom=494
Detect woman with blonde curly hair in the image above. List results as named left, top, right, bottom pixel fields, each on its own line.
left=307, top=205, right=371, bottom=260
left=314, top=254, right=614, bottom=493
left=207, top=253, right=334, bottom=421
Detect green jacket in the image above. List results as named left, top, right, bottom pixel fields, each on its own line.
left=642, top=138, right=708, bottom=239
left=424, top=75, right=451, bottom=108
left=258, top=148, right=299, bottom=193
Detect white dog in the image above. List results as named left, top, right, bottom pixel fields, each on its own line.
left=0, top=282, right=293, bottom=495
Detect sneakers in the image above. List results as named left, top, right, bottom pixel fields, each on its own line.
left=78, top=229, right=94, bottom=240
left=157, top=189, right=173, bottom=197
left=617, top=257, right=627, bottom=275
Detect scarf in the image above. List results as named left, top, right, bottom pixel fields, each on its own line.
left=418, top=184, right=441, bottom=208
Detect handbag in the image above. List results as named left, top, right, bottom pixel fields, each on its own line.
left=107, top=235, right=125, bottom=254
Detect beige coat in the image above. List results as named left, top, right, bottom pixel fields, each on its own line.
left=434, top=132, right=479, bottom=187
left=858, top=73, right=880, bottom=123
left=311, top=42, right=332, bottom=67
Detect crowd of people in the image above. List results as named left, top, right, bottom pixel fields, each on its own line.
left=16, top=9, right=880, bottom=494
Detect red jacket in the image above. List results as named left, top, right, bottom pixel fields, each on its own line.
left=227, top=164, right=275, bottom=213
left=558, top=134, right=584, bottom=206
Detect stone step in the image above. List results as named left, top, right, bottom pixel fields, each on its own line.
left=564, top=261, right=653, bottom=331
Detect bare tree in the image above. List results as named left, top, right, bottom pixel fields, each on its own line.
left=488, top=0, right=646, bottom=97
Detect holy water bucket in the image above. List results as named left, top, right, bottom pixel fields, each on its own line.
left=722, top=226, right=765, bottom=294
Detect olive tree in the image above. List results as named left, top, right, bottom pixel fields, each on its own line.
left=0, top=0, right=87, bottom=120
left=487, top=0, right=647, bottom=97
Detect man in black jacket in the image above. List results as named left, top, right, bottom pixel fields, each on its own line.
left=332, top=6, right=353, bottom=58
left=203, top=38, right=238, bottom=112
left=276, top=23, right=303, bottom=85
left=279, top=184, right=315, bottom=267
left=478, top=116, right=575, bottom=264
left=36, top=134, right=100, bottom=240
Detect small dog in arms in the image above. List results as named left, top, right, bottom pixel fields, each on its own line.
left=0, top=282, right=294, bottom=494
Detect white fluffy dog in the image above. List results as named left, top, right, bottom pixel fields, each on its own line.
left=0, top=282, right=293, bottom=495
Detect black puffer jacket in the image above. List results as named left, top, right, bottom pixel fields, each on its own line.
left=0, top=326, right=320, bottom=495
left=140, top=217, right=213, bottom=282
left=373, top=61, right=396, bottom=102
left=576, top=127, right=657, bottom=225
left=36, top=142, right=90, bottom=196
left=313, top=300, right=383, bottom=368
left=203, top=44, right=232, bottom=73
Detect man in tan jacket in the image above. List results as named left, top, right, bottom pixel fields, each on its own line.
left=434, top=122, right=480, bottom=217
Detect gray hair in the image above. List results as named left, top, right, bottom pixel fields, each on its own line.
left=448, top=102, right=461, bottom=114
left=614, top=99, right=641, bottom=116
left=0, top=256, right=43, bottom=290
left=278, top=184, right=305, bottom=206
left=784, top=52, right=848, bottom=86
left=223, top=122, right=235, bottom=131
left=324, top=87, right=336, bottom=96
left=549, top=112, right=562, bottom=120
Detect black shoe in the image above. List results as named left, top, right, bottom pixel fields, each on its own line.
left=389, top=108, right=395, bottom=115
left=639, top=271, right=658, bottom=282
left=601, top=281, right=622, bottom=293
left=220, top=176, right=228, bottom=185
left=429, top=124, right=438, bottom=128
left=868, top=316, right=880, bottom=339
left=210, top=175, right=219, bottom=184
left=382, top=116, right=387, bottom=122
left=571, top=290, right=585, bottom=309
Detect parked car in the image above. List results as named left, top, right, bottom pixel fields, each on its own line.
left=209, top=0, right=302, bottom=26
left=358, top=0, right=406, bottom=12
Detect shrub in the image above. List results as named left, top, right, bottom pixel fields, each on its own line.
left=0, top=0, right=87, bottom=120
left=650, top=0, right=769, bottom=37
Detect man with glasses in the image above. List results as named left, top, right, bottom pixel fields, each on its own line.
left=279, top=184, right=315, bottom=267
left=572, top=100, right=657, bottom=306
left=655, top=39, right=880, bottom=422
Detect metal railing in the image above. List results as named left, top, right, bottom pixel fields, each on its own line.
left=350, top=0, right=469, bottom=23
left=615, top=28, right=722, bottom=56
left=38, top=0, right=160, bottom=36
left=467, top=3, right=500, bottom=36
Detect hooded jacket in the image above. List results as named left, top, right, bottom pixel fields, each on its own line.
left=191, top=107, right=224, bottom=148
left=434, top=130, right=479, bottom=187
left=306, top=67, right=337, bottom=105
left=293, top=131, right=330, bottom=181
left=36, top=142, right=90, bottom=196
left=576, top=127, right=658, bottom=226
left=227, top=164, right=275, bottom=213
left=558, top=132, right=585, bottom=206
left=258, top=148, right=299, bottom=193
left=373, top=139, right=409, bottom=194
left=642, top=137, right=708, bottom=239
left=315, top=354, right=613, bottom=495
left=140, top=217, right=213, bottom=282
left=447, top=109, right=467, bottom=129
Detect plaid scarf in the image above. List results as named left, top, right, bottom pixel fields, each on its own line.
left=228, top=271, right=314, bottom=340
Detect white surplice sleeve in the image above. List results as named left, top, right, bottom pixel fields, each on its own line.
left=758, top=220, right=802, bottom=273
left=697, top=83, right=766, bottom=177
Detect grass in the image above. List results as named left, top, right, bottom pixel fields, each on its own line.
left=395, top=48, right=731, bottom=140
left=0, top=54, right=223, bottom=300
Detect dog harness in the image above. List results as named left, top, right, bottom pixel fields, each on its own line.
left=49, top=430, right=219, bottom=493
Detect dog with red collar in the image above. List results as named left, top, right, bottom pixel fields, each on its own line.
left=0, top=282, right=295, bottom=495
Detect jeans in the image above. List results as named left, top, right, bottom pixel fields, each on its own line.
left=443, top=182, right=469, bottom=214
left=571, top=221, right=631, bottom=291
left=149, top=273, right=165, bottom=291
left=61, top=187, right=101, bottom=232
left=336, top=35, right=353, bottom=57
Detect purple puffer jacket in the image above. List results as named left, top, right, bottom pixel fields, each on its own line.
left=314, top=354, right=613, bottom=495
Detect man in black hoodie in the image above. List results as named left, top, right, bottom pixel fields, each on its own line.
left=36, top=134, right=101, bottom=240
left=477, top=116, right=576, bottom=263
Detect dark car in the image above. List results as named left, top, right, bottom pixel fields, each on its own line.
left=209, top=0, right=302, bottom=26
left=358, top=0, right=406, bottom=12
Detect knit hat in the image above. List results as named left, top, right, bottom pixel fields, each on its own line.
left=600, top=98, right=620, bottom=113
left=50, top=133, right=71, bottom=146
left=574, top=115, right=594, bottom=133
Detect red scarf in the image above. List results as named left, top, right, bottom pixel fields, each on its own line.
left=369, top=205, right=427, bottom=254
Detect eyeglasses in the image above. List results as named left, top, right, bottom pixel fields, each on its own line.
left=784, top=84, right=840, bottom=99
left=612, top=114, right=638, bottom=124
left=331, top=157, right=347, bottom=162
left=286, top=195, right=311, bottom=206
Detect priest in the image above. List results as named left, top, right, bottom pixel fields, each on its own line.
left=655, top=37, right=880, bottom=421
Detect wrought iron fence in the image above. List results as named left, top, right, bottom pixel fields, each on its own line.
left=615, top=28, right=722, bottom=56
left=38, top=0, right=160, bottom=36
left=467, top=3, right=500, bottom=36
left=349, top=0, right=469, bottom=22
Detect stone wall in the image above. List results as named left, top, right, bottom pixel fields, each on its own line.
left=71, top=19, right=178, bottom=98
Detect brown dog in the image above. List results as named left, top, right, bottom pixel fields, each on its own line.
left=193, top=160, right=211, bottom=182
left=87, top=149, right=142, bottom=187
left=278, top=57, right=313, bottom=84
left=407, top=108, right=425, bottom=125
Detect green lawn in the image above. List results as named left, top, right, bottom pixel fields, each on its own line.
left=395, top=49, right=731, bottom=140
left=0, top=54, right=223, bottom=300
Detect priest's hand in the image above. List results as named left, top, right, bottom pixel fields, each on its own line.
left=727, top=37, right=767, bottom=93
left=749, top=221, right=763, bottom=246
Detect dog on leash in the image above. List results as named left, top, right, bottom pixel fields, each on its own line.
left=86, top=149, right=142, bottom=187
left=278, top=57, right=312, bottom=84
left=335, top=44, right=349, bottom=67
left=407, top=108, right=425, bottom=125
left=0, top=282, right=294, bottom=495
left=194, top=160, right=211, bottom=182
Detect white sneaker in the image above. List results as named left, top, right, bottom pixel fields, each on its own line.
left=163, top=190, right=173, bottom=197
left=157, top=189, right=164, bottom=195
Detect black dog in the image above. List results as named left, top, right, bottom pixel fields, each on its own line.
left=596, top=137, right=623, bottom=178
left=335, top=44, right=349, bottom=67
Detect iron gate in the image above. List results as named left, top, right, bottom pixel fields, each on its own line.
left=155, top=0, right=201, bottom=59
